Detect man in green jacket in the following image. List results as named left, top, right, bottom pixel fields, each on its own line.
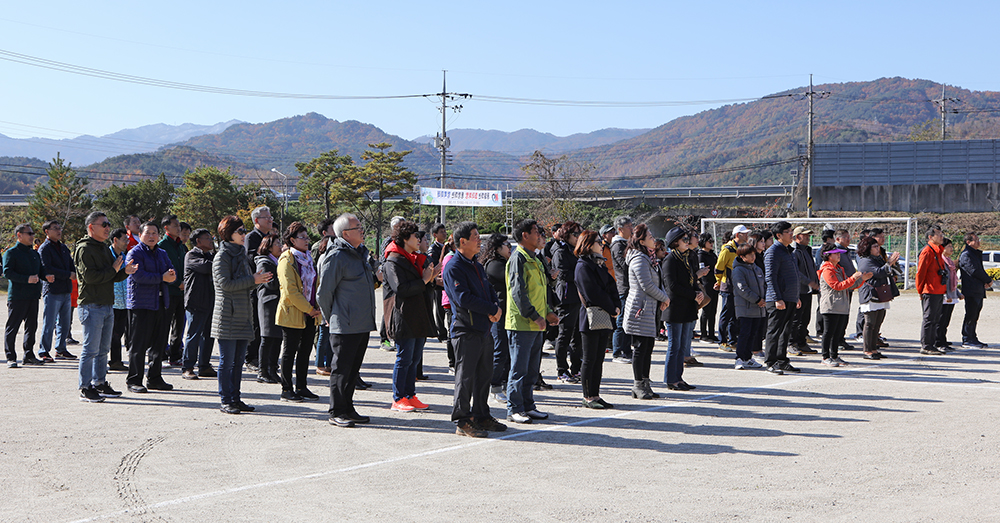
left=158, top=215, right=187, bottom=365
left=4, top=223, right=53, bottom=367
left=75, top=212, right=137, bottom=402
left=504, top=219, right=559, bottom=424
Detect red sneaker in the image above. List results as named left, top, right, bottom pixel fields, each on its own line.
left=390, top=398, right=415, bottom=412
left=408, top=395, right=429, bottom=410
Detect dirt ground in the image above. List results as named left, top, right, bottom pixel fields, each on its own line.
left=1, top=292, right=998, bottom=522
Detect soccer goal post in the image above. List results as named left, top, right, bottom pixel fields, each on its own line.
left=700, top=217, right=918, bottom=290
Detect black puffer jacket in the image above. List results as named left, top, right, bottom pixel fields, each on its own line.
left=383, top=252, right=435, bottom=340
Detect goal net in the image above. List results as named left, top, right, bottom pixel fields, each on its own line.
left=699, top=217, right=918, bottom=289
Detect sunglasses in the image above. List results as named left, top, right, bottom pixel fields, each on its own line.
left=99, top=221, right=111, bottom=228
left=235, top=227, right=247, bottom=235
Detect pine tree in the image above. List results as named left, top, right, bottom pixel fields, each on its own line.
left=27, top=153, right=92, bottom=244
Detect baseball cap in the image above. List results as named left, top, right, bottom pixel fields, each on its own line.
left=732, top=225, right=751, bottom=235
left=792, top=226, right=813, bottom=236
left=599, top=224, right=614, bottom=236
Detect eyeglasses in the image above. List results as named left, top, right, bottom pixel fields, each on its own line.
left=22, top=231, right=34, bottom=236
left=342, top=226, right=364, bottom=233
left=235, top=228, right=247, bottom=235
left=99, top=221, right=111, bottom=228
left=294, top=235, right=309, bottom=241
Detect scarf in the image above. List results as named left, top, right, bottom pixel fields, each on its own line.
left=386, top=241, right=427, bottom=274
left=291, top=248, right=317, bottom=307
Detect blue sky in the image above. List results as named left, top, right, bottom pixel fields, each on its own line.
left=1, top=1, right=997, bottom=143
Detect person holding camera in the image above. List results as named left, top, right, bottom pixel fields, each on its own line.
left=916, top=227, right=948, bottom=355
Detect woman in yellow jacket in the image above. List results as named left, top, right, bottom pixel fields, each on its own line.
left=276, top=222, right=322, bottom=402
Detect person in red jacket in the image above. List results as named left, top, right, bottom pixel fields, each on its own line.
left=916, top=227, right=947, bottom=355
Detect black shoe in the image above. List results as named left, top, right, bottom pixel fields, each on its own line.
left=329, top=416, right=356, bottom=428
left=765, top=365, right=784, bottom=375
left=780, top=362, right=801, bottom=373
left=534, top=378, right=553, bottom=390
left=233, top=400, right=255, bottom=412
left=455, top=420, right=488, bottom=438
left=344, top=411, right=370, bottom=424
left=475, top=417, right=508, bottom=432
left=108, top=361, right=128, bottom=371
left=95, top=382, right=123, bottom=398
left=197, top=367, right=218, bottom=378
left=280, top=390, right=304, bottom=402
left=863, top=352, right=880, bottom=360
left=245, top=362, right=260, bottom=373
left=920, top=348, right=944, bottom=355
left=296, top=389, right=319, bottom=401
left=182, top=369, right=199, bottom=380
left=65, top=338, right=80, bottom=346
left=838, top=343, right=856, bottom=351
left=257, top=373, right=278, bottom=384
left=220, top=403, right=241, bottom=414
left=416, top=374, right=430, bottom=381
left=55, top=350, right=77, bottom=360
left=22, top=357, right=44, bottom=366
left=128, top=384, right=148, bottom=394
left=355, top=377, right=370, bottom=390
left=679, top=381, right=696, bottom=390
left=80, top=387, right=105, bottom=403
left=667, top=382, right=692, bottom=391
left=39, top=353, right=54, bottom=363
left=146, top=380, right=174, bottom=391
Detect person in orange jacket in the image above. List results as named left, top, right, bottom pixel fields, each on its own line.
left=915, top=227, right=947, bottom=355
left=817, top=245, right=872, bottom=366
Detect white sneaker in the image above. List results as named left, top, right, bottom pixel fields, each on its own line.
left=612, top=357, right=632, bottom=364
left=834, top=357, right=849, bottom=366
left=492, top=391, right=508, bottom=403
left=525, top=409, right=549, bottom=420
left=689, top=349, right=700, bottom=358
left=822, top=358, right=840, bottom=367
left=734, top=358, right=749, bottom=370
left=507, top=412, right=532, bottom=424
left=744, top=358, right=763, bottom=369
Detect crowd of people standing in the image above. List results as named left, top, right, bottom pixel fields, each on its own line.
left=3, top=208, right=994, bottom=438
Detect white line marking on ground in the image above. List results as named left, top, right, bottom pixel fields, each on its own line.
left=66, top=351, right=990, bottom=523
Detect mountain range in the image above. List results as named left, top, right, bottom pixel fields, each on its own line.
left=5, top=77, right=1000, bottom=193
left=0, top=120, right=241, bottom=166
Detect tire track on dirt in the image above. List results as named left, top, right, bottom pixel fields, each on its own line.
left=114, top=436, right=170, bottom=522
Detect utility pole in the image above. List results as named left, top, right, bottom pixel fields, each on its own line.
left=271, top=168, right=288, bottom=231
left=432, top=71, right=470, bottom=225
left=932, top=86, right=960, bottom=140
left=802, top=74, right=828, bottom=218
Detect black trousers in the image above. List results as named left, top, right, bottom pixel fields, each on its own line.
left=555, top=304, right=582, bottom=376
left=328, top=332, right=369, bottom=417
left=281, top=320, right=316, bottom=392
left=863, top=308, right=887, bottom=353
left=127, top=308, right=169, bottom=386
left=5, top=299, right=38, bottom=362
left=821, top=313, right=849, bottom=360
left=111, top=308, right=131, bottom=365
left=790, top=293, right=812, bottom=346
left=432, top=289, right=448, bottom=342
left=259, top=336, right=281, bottom=374
left=451, top=330, right=493, bottom=423
left=920, top=294, right=944, bottom=351
left=631, top=335, right=654, bottom=381
left=764, top=303, right=795, bottom=367
left=246, top=291, right=260, bottom=365
left=699, top=289, right=718, bottom=339
left=164, top=296, right=185, bottom=363
left=935, top=302, right=955, bottom=347
left=962, top=294, right=984, bottom=344
left=581, top=330, right=610, bottom=398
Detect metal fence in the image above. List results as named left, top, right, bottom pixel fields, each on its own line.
left=804, top=140, right=1000, bottom=187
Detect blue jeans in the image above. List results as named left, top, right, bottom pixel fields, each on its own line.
left=664, top=321, right=693, bottom=384
left=78, top=304, right=114, bottom=389
left=392, top=337, right=425, bottom=401
left=506, top=330, right=543, bottom=415
left=40, top=292, right=71, bottom=355
left=612, top=294, right=632, bottom=358
left=217, top=339, right=248, bottom=405
left=182, top=310, right=215, bottom=370
left=719, top=292, right=736, bottom=345
left=490, top=320, right=510, bottom=388
left=315, top=324, right=332, bottom=368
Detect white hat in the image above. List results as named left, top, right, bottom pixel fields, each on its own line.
left=732, top=225, right=751, bottom=234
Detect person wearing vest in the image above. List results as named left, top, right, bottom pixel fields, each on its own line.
left=715, top=225, right=749, bottom=352
left=505, top=220, right=558, bottom=425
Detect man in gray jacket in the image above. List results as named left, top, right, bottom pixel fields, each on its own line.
left=317, top=213, right=376, bottom=428
left=790, top=226, right=819, bottom=355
